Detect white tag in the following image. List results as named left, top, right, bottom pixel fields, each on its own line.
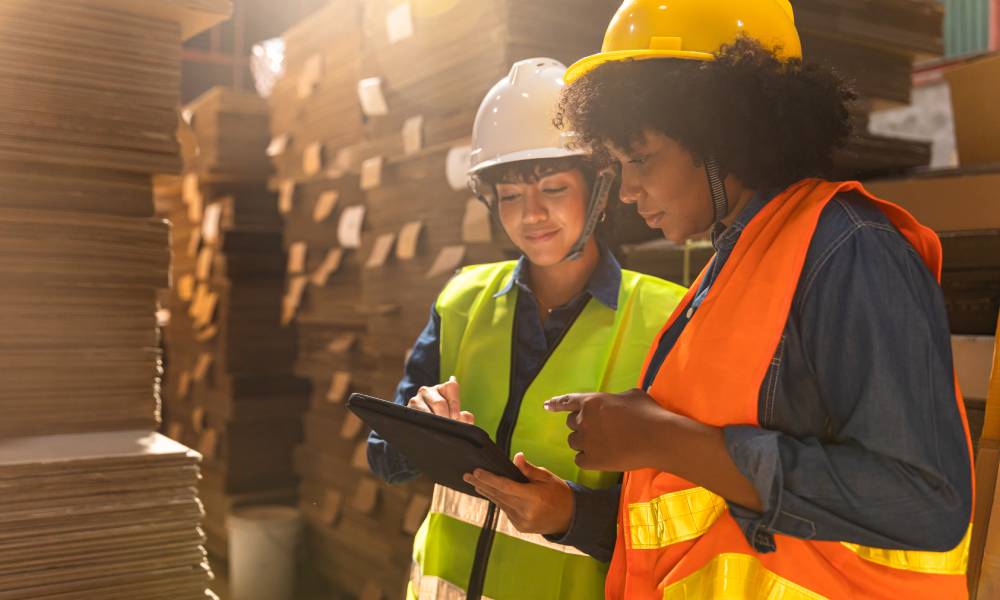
left=365, top=232, right=397, bottom=269
left=338, top=205, right=366, bottom=249
left=426, top=245, right=466, bottom=278
left=357, top=77, right=389, bottom=117
left=402, top=115, right=424, bottom=156
left=313, top=190, right=339, bottom=222
left=360, top=156, right=384, bottom=191
left=266, top=134, right=290, bottom=158
left=386, top=1, right=415, bottom=44
left=462, top=198, right=492, bottom=243
left=201, top=202, right=223, bottom=245
left=445, top=145, right=472, bottom=191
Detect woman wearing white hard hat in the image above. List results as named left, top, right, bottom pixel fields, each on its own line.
left=367, top=58, right=686, bottom=599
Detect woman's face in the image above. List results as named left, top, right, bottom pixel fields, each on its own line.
left=495, top=168, right=590, bottom=267
left=608, top=130, right=714, bottom=244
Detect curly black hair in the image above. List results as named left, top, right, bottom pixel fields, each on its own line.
left=555, top=37, right=857, bottom=191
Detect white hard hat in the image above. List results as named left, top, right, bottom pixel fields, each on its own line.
left=467, top=57, right=585, bottom=175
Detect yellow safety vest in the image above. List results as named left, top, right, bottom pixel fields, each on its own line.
left=408, top=260, right=687, bottom=599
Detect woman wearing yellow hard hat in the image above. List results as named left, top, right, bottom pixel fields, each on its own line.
left=542, top=1, right=975, bottom=598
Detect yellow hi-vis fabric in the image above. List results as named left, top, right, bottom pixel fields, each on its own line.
left=407, top=260, right=687, bottom=599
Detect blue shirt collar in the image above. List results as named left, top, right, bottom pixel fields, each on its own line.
left=493, top=243, right=622, bottom=310
left=711, top=190, right=774, bottom=252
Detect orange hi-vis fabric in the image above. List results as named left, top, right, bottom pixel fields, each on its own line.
left=607, top=179, right=975, bottom=600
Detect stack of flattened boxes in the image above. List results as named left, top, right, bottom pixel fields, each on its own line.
left=0, top=0, right=230, bottom=598
left=159, top=86, right=310, bottom=562
left=268, top=0, right=619, bottom=595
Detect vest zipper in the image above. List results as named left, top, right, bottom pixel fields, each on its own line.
left=465, top=296, right=589, bottom=599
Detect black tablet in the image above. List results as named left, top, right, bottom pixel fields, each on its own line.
left=347, top=393, right=528, bottom=497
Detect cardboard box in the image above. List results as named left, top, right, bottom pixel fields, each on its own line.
left=944, top=52, right=1000, bottom=167
left=955, top=336, right=998, bottom=401
left=865, top=168, right=1000, bottom=232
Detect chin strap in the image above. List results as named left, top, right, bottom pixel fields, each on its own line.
left=562, top=165, right=616, bottom=262
left=704, top=157, right=729, bottom=224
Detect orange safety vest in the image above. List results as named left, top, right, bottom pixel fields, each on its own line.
left=607, top=179, right=975, bottom=600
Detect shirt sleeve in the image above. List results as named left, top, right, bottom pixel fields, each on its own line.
left=544, top=483, right=620, bottom=562
left=722, top=216, right=972, bottom=553
left=366, top=304, right=442, bottom=484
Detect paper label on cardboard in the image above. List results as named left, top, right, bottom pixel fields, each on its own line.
left=340, top=413, right=364, bottom=440
left=198, top=292, right=219, bottom=327
left=357, top=77, right=389, bottom=117
left=462, top=198, right=492, bottom=243
left=278, top=179, right=296, bottom=215
left=327, top=333, right=358, bottom=354
left=321, top=489, right=343, bottom=526
left=282, top=275, right=308, bottom=325
left=426, top=245, right=466, bottom=278
left=303, top=142, right=324, bottom=177
left=297, top=53, right=324, bottom=99
left=397, top=220, right=424, bottom=260
left=195, top=247, right=214, bottom=281
left=177, top=274, right=195, bottom=302
left=326, top=371, right=352, bottom=403
left=351, top=477, right=379, bottom=513
left=386, top=1, right=415, bottom=44
left=178, top=370, right=192, bottom=400
left=182, top=173, right=200, bottom=206
left=196, top=324, right=219, bottom=342
left=360, top=156, right=384, bottom=191
left=187, top=227, right=202, bottom=259
left=193, top=353, right=214, bottom=382
left=166, top=421, right=184, bottom=441
left=266, top=133, right=290, bottom=158
left=198, top=429, right=218, bottom=460
left=365, top=232, right=397, bottom=268
left=351, top=440, right=369, bottom=470
left=446, top=145, right=473, bottom=191
left=191, top=405, right=206, bottom=433
left=201, top=201, right=223, bottom=245
left=287, top=241, right=308, bottom=274
left=403, top=494, right=431, bottom=534
left=310, top=248, right=345, bottom=287
left=338, top=205, right=366, bottom=249
left=313, top=190, right=340, bottom=222
left=402, top=115, right=424, bottom=156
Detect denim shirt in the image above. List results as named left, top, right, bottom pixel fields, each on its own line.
left=643, top=190, right=972, bottom=554
left=366, top=246, right=625, bottom=560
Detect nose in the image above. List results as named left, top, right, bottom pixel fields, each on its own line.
left=618, top=164, right=644, bottom=205
left=521, top=186, right=548, bottom=224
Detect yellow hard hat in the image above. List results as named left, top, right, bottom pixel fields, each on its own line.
left=565, top=0, right=802, bottom=83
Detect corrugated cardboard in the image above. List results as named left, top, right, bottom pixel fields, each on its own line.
left=944, top=53, right=1000, bottom=167
left=865, top=168, right=1000, bottom=232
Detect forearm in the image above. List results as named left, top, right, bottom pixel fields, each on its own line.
left=639, top=412, right=763, bottom=512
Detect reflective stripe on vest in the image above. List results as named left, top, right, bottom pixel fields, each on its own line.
left=607, top=180, right=975, bottom=600
left=410, top=261, right=687, bottom=599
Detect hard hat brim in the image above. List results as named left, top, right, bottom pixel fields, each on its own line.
left=467, top=146, right=589, bottom=176
left=564, top=49, right=715, bottom=84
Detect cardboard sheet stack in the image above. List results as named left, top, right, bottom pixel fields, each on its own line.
left=266, top=0, right=614, bottom=595
left=159, top=87, right=309, bottom=562
left=0, top=431, right=211, bottom=600
left=0, top=1, right=230, bottom=598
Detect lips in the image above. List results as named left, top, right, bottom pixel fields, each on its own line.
left=638, top=211, right=665, bottom=228
left=522, top=228, right=560, bottom=243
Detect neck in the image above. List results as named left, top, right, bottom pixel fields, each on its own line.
left=719, top=177, right=757, bottom=229
left=526, top=239, right=600, bottom=311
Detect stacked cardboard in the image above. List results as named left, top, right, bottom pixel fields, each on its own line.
left=0, top=431, right=211, bottom=600
left=0, top=1, right=229, bottom=597
left=159, top=87, right=309, bottom=561
left=266, top=0, right=614, bottom=595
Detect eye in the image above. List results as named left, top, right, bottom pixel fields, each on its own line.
left=627, top=154, right=649, bottom=166
left=498, top=192, right=522, bottom=202
left=542, top=186, right=568, bottom=195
